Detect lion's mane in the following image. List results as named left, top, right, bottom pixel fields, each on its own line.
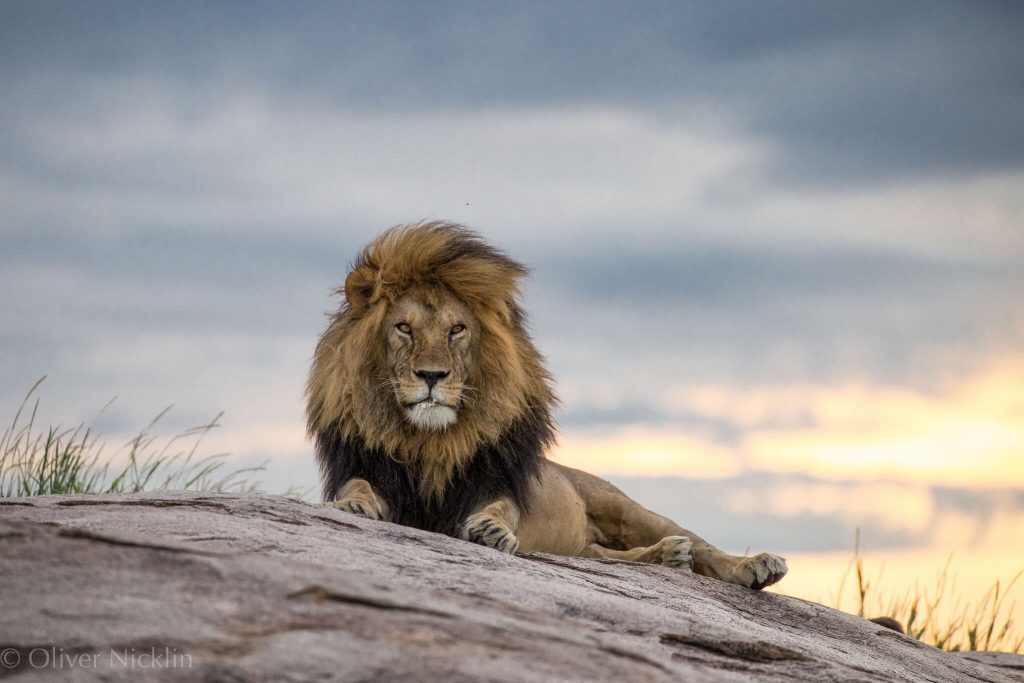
left=306, top=222, right=557, bottom=534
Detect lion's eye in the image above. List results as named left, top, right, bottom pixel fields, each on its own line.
left=449, top=324, right=466, bottom=336
left=396, top=323, right=412, bottom=335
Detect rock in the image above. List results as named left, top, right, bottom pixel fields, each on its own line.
left=957, top=653, right=1024, bottom=682
left=0, top=492, right=1020, bottom=682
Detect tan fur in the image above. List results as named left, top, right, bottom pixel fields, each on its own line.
left=311, top=222, right=788, bottom=590
left=333, top=479, right=389, bottom=521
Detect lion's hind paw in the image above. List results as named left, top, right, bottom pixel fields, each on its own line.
left=740, top=553, right=788, bottom=590
left=661, top=536, right=694, bottom=570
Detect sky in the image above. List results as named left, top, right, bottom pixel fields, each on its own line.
left=2, top=0, right=1023, bottom=619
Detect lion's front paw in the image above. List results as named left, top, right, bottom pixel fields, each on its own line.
left=331, top=496, right=383, bottom=521
left=661, top=536, right=694, bottom=570
left=461, top=513, right=519, bottom=554
left=735, top=553, right=788, bottom=590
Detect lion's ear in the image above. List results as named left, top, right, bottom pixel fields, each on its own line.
left=344, top=266, right=377, bottom=313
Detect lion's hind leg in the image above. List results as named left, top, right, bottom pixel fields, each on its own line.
left=557, top=463, right=788, bottom=589
left=583, top=536, right=693, bottom=570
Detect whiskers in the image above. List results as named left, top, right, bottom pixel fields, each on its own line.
left=372, top=376, right=400, bottom=394
left=456, top=384, right=479, bottom=409
left=373, top=373, right=477, bottom=412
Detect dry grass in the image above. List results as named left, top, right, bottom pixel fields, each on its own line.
left=1, top=377, right=265, bottom=497
left=835, top=529, right=1023, bottom=653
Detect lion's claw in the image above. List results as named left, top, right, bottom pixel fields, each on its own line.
left=332, top=497, right=382, bottom=521
left=461, top=513, right=519, bottom=554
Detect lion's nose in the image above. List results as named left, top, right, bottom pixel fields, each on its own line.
left=415, top=369, right=450, bottom=388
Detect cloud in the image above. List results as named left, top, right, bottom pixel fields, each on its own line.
left=548, top=357, right=1024, bottom=492
left=1, top=88, right=1021, bottom=481
left=726, top=480, right=935, bottom=535
left=0, top=92, right=761, bottom=246
left=551, top=427, right=741, bottom=479
left=744, top=358, right=1024, bottom=487
left=610, top=469, right=1024, bottom=555
left=4, top=1, right=1021, bottom=185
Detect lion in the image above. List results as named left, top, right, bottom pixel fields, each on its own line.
left=306, top=221, right=788, bottom=590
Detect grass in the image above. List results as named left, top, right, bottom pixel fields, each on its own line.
left=1, top=377, right=266, bottom=498
left=834, top=529, right=1023, bottom=654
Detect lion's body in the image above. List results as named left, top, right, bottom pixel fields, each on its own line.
left=307, top=222, right=787, bottom=590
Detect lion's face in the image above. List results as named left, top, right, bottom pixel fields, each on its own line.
left=307, top=222, right=557, bottom=499
left=384, top=287, right=477, bottom=431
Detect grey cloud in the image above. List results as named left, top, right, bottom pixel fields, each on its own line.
left=524, top=243, right=1023, bottom=390
left=557, top=403, right=753, bottom=446
left=534, top=243, right=1013, bottom=306
left=3, top=1, right=1021, bottom=183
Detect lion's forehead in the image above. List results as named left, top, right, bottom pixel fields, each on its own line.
left=386, top=288, right=475, bottom=331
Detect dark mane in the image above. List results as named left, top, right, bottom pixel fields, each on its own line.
left=315, top=404, right=554, bottom=535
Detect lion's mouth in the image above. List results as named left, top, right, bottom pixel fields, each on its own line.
left=403, top=396, right=459, bottom=431
left=403, top=397, right=456, bottom=409
left=401, top=397, right=456, bottom=410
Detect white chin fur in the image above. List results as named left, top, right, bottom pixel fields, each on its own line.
left=407, top=403, right=457, bottom=430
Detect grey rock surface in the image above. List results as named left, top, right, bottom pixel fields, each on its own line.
left=0, top=492, right=1020, bottom=682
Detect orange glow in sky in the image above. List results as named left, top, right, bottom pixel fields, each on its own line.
left=553, top=357, right=1024, bottom=487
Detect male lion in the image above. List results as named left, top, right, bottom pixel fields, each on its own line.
left=307, top=222, right=788, bottom=590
